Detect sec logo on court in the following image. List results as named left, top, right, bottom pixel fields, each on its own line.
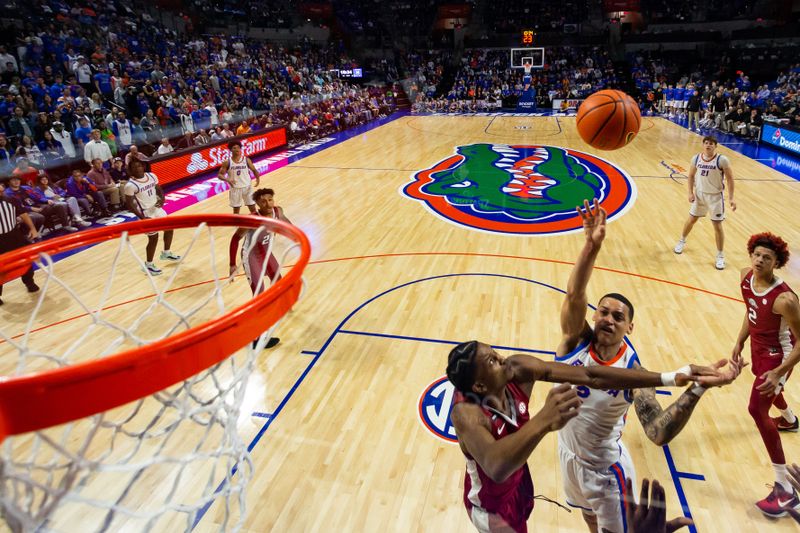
left=418, top=376, right=458, bottom=443
left=402, top=143, right=636, bottom=235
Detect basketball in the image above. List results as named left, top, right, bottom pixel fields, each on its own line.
left=576, top=89, right=642, bottom=150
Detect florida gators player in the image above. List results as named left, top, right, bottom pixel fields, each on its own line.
left=556, top=199, right=744, bottom=533
left=732, top=232, right=800, bottom=518
left=229, top=188, right=292, bottom=349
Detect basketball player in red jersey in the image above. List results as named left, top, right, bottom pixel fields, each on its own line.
left=229, top=188, right=292, bottom=349
left=732, top=232, right=800, bottom=517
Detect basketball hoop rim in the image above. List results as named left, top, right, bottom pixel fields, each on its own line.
left=0, top=214, right=311, bottom=442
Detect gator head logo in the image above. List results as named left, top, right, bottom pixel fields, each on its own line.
left=402, top=144, right=636, bottom=235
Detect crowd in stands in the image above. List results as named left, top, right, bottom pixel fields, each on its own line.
left=643, top=0, right=771, bottom=23
left=412, top=47, right=617, bottom=112
left=630, top=47, right=800, bottom=138
left=0, top=0, right=399, bottom=237
left=485, top=0, right=588, bottom=34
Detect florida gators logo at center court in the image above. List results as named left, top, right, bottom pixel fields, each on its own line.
left=402, top=144, right=636, bottom=235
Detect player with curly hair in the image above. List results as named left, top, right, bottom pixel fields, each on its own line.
left=733, top=232, right=800, bottom=517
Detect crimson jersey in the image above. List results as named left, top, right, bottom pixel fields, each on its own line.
left=452, top=381, right=533, bottom=532
left=741, top=270, right=797, bottom=374
left=229, top=207, right=282, bottom=295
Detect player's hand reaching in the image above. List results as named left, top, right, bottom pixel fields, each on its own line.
left=228, top=264, right=238, bottom=281
left=536, top=383, right=581, bottom=432
left=576, top=198, right=606, bottom=247
left=731, top=343, right=744, bottom=366
left=689, top=358, right=747, bottom=388
left=625, top=478, right=693, bottom=533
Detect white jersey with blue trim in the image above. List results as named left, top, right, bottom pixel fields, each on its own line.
left=556, top=334, right=640, bottom=469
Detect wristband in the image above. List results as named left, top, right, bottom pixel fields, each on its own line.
left=661, top=365, right=692, bottom=387
left=690, top=384, right=707, bottom=397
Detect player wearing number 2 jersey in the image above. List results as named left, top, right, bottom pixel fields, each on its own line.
left=673, top=135, right=737, bottom=269
left=732, top=232, right=800, bottom=518
left=218, top=140, right=261, bottom=214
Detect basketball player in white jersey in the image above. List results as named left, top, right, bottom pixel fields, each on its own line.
left=673, top=135, right=737, bottom=269
left=217, top=140, right=260, bottom=214
left=124, top=159, right=181, bottom=276
left=228, top=188, right=292, bottom=349
left=558, top=199, right=745, bottom=533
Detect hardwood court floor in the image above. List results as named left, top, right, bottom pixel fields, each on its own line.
left=3, top=115, right=800, bottom=532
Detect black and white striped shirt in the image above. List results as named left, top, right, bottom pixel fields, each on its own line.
left=0, top=196, right=22, bottom=235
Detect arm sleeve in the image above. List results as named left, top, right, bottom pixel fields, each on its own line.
left=229, top=232, right=242, bottom=266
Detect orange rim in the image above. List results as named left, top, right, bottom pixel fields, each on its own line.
left=0, top=214, right=311, bottom=441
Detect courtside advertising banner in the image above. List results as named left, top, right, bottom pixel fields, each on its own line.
left=761, top=123, right=800, bottom=157
left=151, top=127, right=287, bottom=186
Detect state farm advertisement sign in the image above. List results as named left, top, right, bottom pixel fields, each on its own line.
left=150, top=127, right=287, bottom=186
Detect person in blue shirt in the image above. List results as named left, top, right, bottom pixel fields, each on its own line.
left=93, top=68, right=112, bottom=97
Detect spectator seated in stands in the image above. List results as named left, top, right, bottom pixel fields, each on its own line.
left=33, top=174, right=91, bottom=228
left=4, top=175, right=75, bottom=233
left=87, top=158, right=123, bottom=210
left=65, top=168, right=109, bottom=218
left=156, top=138, right=174, bottom=155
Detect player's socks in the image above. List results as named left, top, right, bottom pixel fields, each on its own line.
left=774, top=464, right=794, bottom=493
left=781, top=407, right=797, bottom=424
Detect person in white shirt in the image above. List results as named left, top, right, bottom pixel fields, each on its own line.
left=50, top=122, right=77, bottom=159
left=205, top=104, right=219, bottom=127
left=156, top=138, right=174, bottom=155
left=0, top=46, right=17, bottom=73
left=83, top=129, right=113, bottom=164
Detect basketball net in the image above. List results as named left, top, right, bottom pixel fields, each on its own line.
left=0, top=217, right=307, bottom=532
left=523, top=63, right=532, bottom=76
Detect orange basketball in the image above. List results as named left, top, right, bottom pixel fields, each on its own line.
left=576, top=90, right=641, bottom=150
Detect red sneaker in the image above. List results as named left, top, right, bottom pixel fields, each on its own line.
left=756, top=484, right=799, bottom=517
left=772, top=416, right=800, bottom=432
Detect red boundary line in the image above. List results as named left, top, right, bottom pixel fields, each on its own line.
left=2, top=251, right=742, bottom=343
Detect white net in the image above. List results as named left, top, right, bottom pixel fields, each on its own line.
left=0, top=219, right=305, bottom=532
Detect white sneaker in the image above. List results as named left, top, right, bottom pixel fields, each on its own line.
left=63, top=225, right=78, bottom=232
left=715, top=255, right=725, bottom=270
left=74, top=217, right=92, bottom=227
left=143, top=262, right=163, bottom=276
left=674, top=239, right=686, bottom=254
left=160, top=250, right=181, bottom=261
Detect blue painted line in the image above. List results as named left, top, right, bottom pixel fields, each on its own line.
left=300, top=350, right=318, bottom=356
left=338, top=329, right=555, bottom=355
left=663, top=443, right=699, bottom=533
left=251, top=412, right=272, bottom=419
left=676, top=472, right=705, bottom=481
left=656, top=390, right=673, bottom=396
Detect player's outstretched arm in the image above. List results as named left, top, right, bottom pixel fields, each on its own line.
left=757, top=292, right=800, bottom=396
left=451, top=384, right=580, bottom=483
left=558, top=199, right=605, bottom=355
left=633, top=359, right=746, bottom=446
left=228, top=228, right=247, bottom=277
left=508, top=354, right=695, bottom=391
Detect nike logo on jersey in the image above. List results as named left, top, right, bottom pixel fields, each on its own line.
left=497, top=423, right=506, bottom=435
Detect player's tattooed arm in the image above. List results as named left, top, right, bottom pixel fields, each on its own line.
left=632, top=386, right=701, bottom=446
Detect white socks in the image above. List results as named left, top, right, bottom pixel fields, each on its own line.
left=781, top=407, right=797, bottom=424
left=774, top=464, right=794, bottom=493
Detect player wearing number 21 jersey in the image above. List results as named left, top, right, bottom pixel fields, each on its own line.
left=732, top=232, right=800, bottom=518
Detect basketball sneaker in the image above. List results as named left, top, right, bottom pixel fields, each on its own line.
left=160, top=251, right=181, bottom=261
left=772, top=416, right=800, bottom=432
left=252, top=337, right=280, bottom=350
left=143, top=262, right=163, bottom=276
left=715, top=254, right=725, bottom=270
left=756, top=484, right=799, bottom=517
left=673, top=239, right=686, bottom=254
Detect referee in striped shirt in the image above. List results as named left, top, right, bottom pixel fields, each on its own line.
left=0, top=179, right=39, bottom=305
